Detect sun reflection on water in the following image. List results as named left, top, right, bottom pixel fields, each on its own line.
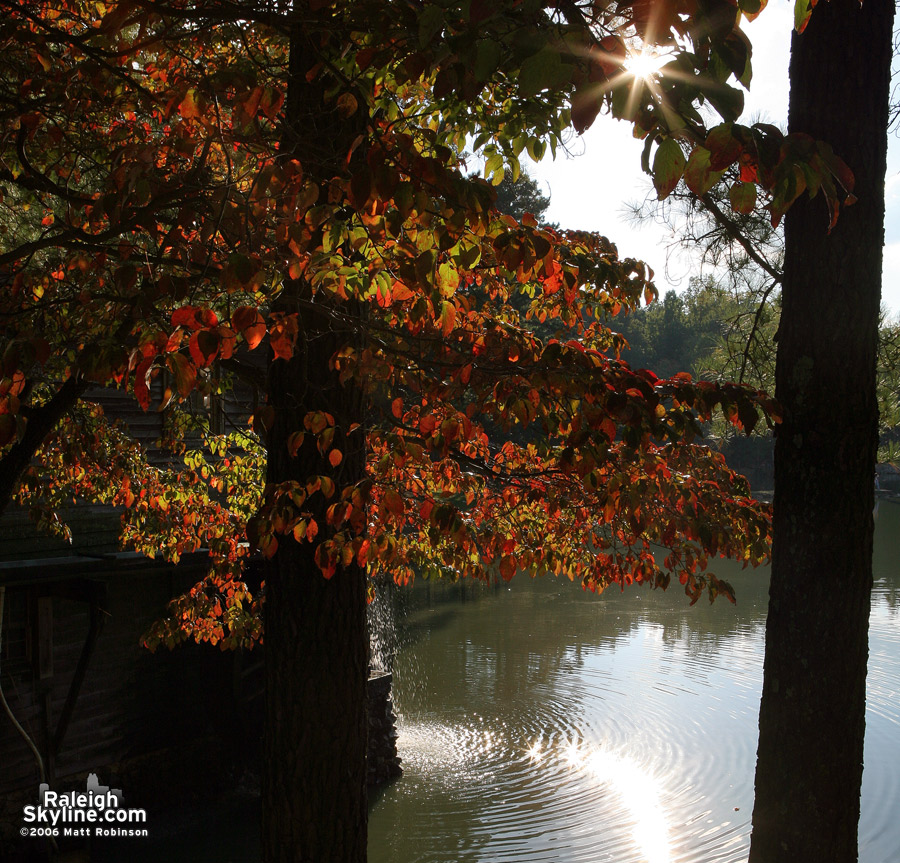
left=562, top=739, right=673, bottom=863
left=397, top=720, right=674, bottom=863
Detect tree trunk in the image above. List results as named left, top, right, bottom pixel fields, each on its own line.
left=261, top=296, right=369, bottom=863
left=749, top=4, right=893, bottom=862
left=260, top=20, right=369, bottom=863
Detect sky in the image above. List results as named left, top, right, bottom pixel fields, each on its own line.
left=519, top=2, right=900, bottom=316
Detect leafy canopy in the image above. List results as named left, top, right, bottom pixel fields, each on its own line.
left=0, top=0, right=849, bottom=648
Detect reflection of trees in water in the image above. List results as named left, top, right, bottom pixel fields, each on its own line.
left=873, top=501, right=900, bottom=613
left=379, top=566, right=771, bottom=718
left=875, top=583, right=900, bottom=614
left=368, top=517, right=900, bottom=863
left=375, top=502, right=899, bottom=717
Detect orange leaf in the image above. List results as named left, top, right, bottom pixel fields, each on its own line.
left=440, top=300, right=455, bottom=337
left=173, top=306, right=218, bottom=330
left=383, top=489, right=404, bottom=516
left=167, top=353, right=196, bottom=397
left=189, top=330, right=219, bottom=368
left=232, top=306, right=266, bottom=350
left=391, top=280, right=415, bottom=301
left=179, top=89, right=203, bottom=119
left=287, top=431, right=305, bottom=457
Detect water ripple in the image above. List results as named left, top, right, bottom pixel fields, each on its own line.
left=370, top=526, right=900, bottom=863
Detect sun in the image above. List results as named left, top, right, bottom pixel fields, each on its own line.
left=624, top=48, right=671, bottom=81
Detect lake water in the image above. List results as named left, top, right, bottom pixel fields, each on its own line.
left=368, top=499, right=900, bottom=863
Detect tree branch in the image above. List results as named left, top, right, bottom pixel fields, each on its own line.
left=0, top=375, right=89, bottom=516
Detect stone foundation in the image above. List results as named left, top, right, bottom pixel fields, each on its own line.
left=366, top=671, right=402, bottom=786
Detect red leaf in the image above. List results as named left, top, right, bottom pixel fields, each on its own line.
left=337, top=92, right=359, bottom=119
left=269, top=314, right=298, bottom=360
left=134, top=358, right=154, bottom=409
left=167, top=353, right=197, bottom=397
left=260, top=87, right=284, bottom=120
left=232, top=307, right=267, bottom=349
left=172, top=306, right=218, bottom=330
left=705, top=124, right=743, bottom=172
left=217, top=327, right=236, bottom=360
left=189, top=330, right=219, bottom=368
left=592, top=36, right=627, bottom=78
left=383, top=489, right=404, bottom=516
left=571, top=87, right=602, bottom=135
left=356, top=47, right=378, bottom=71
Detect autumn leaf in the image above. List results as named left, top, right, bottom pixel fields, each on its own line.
left=684, top=147, right=722, bottom=197
left=232, top=307, right=266, bottom=349
left=336, top=92, right=358, bottom=118
left=167, top=353, right=197, bottom=398
left=652, top=138, right=686, bottom=200
left=440, top=301, right=455, bottom=337
left=179, top=88, right=204, bottom=119
left=729, top=181, right=757, bottom=214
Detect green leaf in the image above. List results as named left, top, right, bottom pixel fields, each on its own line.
left=437, top=261, right=460, bottom=298
left=729, top=181, right=757, bottom=214
left=484, top=152, right=504, bottom=183
left=652, top=138, right=686, bottom=200
left=418, top=5, right=444, bottom=47
left=684, top=147, right=722, bottom=196
left=519, top=48, right=566, bottom=98
left=705, top=83, right=744, bottom=124
left=526, top=137, right=546, bottom=162
left=794, top=0, right=813, bottom=33
left=474, top=40, right=502, bottom=82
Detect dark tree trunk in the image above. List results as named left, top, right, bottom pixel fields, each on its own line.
left=261, top=321, right=368, bottom=862
left=749, top=4, right=893, bottom=862
left=260, top=19, right=369, bottom=863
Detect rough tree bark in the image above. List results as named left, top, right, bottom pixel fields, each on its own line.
left=749, top=4, right=894, bottom=862
left=261, top=312, right=368, bottom=863
left=260, top=20, right=369, bottom=863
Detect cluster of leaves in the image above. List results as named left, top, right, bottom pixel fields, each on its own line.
left=1, top=0, right=843, bottom=650
left=13, top=396, right=266, bottom=647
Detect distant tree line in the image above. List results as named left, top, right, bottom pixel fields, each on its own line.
left=615, top=278, right=900, bottom=460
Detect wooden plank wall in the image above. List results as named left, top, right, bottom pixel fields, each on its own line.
left=0, top=564, right=251, bottom=798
